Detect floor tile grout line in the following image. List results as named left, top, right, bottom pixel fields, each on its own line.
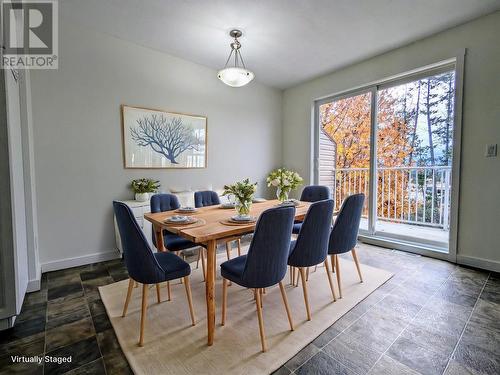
left=81, top=267, right=108, bottom=375
left=288, top=258, right=422, bottom=374
left=440, top=272, right=490, bottom=375
left=60, top=358, right=103, bottom=375
left=365, top=264, right=459, bottom=374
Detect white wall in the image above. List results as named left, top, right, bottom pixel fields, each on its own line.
left=30, top=19, right=282, bottom=269
left=282, top=12, right=500, bottom=271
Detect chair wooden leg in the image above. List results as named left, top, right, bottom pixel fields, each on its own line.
left=255, top=288, right=267, bottom=352
left=331, top=254, right=335, bottom=273
left=221, top=278, right=228, bottom=326
left=200, top=248, right=206, bottom=281
left=156, top=283, right=161, bottom=303
left=167, top=281, right=171, bottom=301
left=259, top=288, right=263, bottom=308
left=324, top=260, right=337, bottom=301
left=139, top=284, right=148, bottom=347
left=237, top=238, right=241, bottom=256
left=279, top=281, right=294, bottom=331
left=306, top=267, right=310, bottom=281
left=196, top=249, right=201, bottom=269
left=225, top=242, right=231, bottom=260
left=335, top=255, right=342, bottom=299
left=299, top=268, right=312, bottom=320
left=179, top=251, right=185, bottom=285
left=122, top=278, right=134, bottom=317
left=289, top=266, right=293, bottom=285
left=183, top=276, right=196, bottom=326
left=295, top=268, right=300, bottom=287
left=351, top=249, right=363, bottom=283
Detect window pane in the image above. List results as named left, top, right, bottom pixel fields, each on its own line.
left=376, top=71, right=455, bottom=244
left=319, top=92, right=371, bottom=231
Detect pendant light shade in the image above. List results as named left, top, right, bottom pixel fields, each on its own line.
left=217, top=30, right=254, bottom=87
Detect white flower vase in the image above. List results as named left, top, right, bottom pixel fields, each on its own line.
left=135, top=192, right=149, bottom=202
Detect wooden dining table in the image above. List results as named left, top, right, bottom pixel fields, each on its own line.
left=144, top=199, right=311, bottom=346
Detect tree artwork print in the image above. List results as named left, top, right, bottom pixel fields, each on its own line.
left=122, top=105, right=207, bottom=168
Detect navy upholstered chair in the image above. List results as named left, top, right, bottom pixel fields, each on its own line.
left=150, top=193, right=201, bottom=254
left=113, top=201, right=196, bottom=347
left=193, top=190, right=241, bottom=279
left=288, top=199, right=336, bottom=320
left=293, top=185, right=332, bottom=234
left=194, top=190, right=220, bottom=207
left=328, top=193, right=365, bottom=298
left=220, top=206, right=295, bottom=352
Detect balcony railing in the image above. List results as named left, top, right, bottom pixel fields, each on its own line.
left=333, top=166, right=452, bottom=230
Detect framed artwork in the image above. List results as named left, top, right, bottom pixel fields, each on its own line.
left=121, top=105, right=207, bottom=169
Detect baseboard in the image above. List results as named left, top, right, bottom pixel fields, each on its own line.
left=41, top=250, right=121, bottom=273
left=26, top=266, right=42, bottom=292
left=457, top=254, right=500, bottom=273
left=27, top=278, right=41, bottom=292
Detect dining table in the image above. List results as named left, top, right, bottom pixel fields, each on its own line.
left=144, top=199, right=312, bottom=346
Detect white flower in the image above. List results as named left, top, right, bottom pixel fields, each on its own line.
left=283, top=179, right=290, bottom=186
left=271, top=179, right=279, bottom=187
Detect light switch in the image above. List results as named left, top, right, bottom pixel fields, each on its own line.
left=485, top=144, right=497, bottom=157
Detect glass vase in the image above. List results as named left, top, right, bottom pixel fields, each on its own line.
left=276, top=187, right=289, bottom=203
left=235, top=199, right=251, bottom=217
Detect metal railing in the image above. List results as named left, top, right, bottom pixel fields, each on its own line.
left=334, top=166, right=451, bottom=230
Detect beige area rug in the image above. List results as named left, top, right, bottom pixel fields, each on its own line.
left=99, top=249, right=392, bottom=375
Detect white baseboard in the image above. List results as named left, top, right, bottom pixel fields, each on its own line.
left=41, top=250, right=121, bottom=273
left=457, top=254, right=500, bottom=273
left=26, top=266, right=42, bottom=292
left=27, top=278, right=41, bottom=292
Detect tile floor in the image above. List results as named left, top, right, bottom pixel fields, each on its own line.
left=1, top=244, right=499, bottom=375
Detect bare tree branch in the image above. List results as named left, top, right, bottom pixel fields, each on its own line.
left=130, top=115, right=201, bottom=164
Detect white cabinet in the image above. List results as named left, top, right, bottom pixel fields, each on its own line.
left=114, top=200, right=152, bottom=255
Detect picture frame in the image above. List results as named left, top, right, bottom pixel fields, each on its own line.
left=121, top=105, right=207, bottom=169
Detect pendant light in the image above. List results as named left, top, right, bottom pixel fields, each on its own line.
left=217, top=29, right=255, bottom=87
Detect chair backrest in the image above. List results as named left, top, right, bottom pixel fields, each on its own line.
left=300, top=185, right=331, bottom=202
left=328, top=193, right=365, bottom=254
left=150, top=193, right=181, bottom=247
left=113, top=201, right=164, bottom=284
left=241, top=206, right=295, bottom=288
left=289, top=199, right=334, bottom=266
left=194, top=190, right=220, bottom=208
left=150, top=193, right=180, bottom=213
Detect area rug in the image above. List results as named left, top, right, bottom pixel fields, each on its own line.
left=99, top=249, right=392, bottom=375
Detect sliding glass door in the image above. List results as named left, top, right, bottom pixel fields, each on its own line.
left=315, top=63, right=458, bottom=255
left=375, top=71, right=454, bottom=248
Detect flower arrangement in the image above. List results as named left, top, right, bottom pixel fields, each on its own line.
left=267, top=168, right=303, bottom=202
left=131, top=178, right=160, bottom=202
left=223, top=178, right=257, bottom=216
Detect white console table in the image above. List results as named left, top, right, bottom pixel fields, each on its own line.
left=114, top=200, right=152, bottom=255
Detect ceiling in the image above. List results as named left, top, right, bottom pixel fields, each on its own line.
left=62, top=0, right=500, bottom=89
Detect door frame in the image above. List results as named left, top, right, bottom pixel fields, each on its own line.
left=313, top=51, right=465, bottom=262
